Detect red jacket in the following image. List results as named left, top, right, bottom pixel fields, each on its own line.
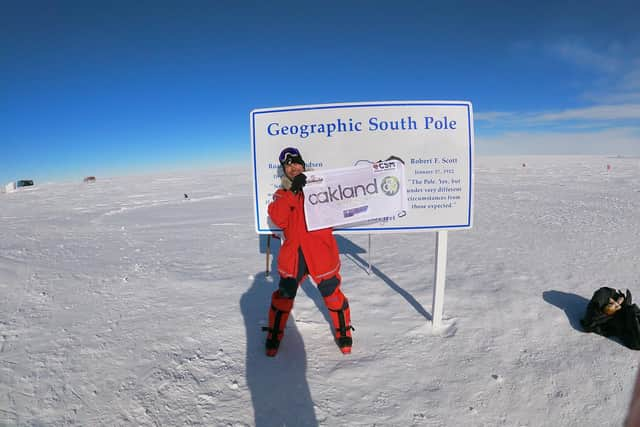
left=268, top=188, right=340, bottom=282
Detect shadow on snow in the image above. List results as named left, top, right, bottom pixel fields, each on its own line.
left=242, top=236, right=317, bottom=426
left=542, top=290, right=589, bottom=331
left=336, top=235, right=432, bottom=322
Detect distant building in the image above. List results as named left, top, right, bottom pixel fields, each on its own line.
left=4, top=180, right=34, bottom=193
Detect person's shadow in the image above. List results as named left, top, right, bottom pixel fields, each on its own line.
left=241, top=235, right=318, bottom=427
left=542, top=290, right=589, bottom=331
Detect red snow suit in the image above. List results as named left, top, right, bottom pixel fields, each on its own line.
left=268, top=188, right=340, bottom=282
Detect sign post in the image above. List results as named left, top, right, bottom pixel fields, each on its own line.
left=432, top=231, right=448, bottom=329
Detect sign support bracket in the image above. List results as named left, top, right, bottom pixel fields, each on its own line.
left=367, top=234, right=372, bottom=275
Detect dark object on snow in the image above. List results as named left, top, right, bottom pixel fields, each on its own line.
left=184, top=193, right=189, bottom=199
left=581, top=287, right=640, bottom=350
left=83, top=176, right=96, bottom=183
left=17, top=180, right=34, bottom=188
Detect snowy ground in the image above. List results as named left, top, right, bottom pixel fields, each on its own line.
left=1, top=156, right=639, bottom=426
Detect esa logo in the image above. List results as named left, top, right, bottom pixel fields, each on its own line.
left=373, top=161, right=397, bottom=172
left=380, top=176, right=400, bottom=196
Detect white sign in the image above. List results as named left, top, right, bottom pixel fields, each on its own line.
left=303, top=160, right=407, bottom=231
left=250, top=101, right=474, bottom=234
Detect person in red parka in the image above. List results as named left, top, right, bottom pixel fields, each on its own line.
left=264, top=147, right=353, bottom=356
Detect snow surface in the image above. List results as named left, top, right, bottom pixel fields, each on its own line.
left=1, top=156, right=640, bottom=426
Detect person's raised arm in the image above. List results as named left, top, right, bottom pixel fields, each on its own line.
left=268, top=190, right=297, bottom=229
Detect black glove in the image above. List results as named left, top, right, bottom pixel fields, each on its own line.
left=290, top=173, right=307, bottom=194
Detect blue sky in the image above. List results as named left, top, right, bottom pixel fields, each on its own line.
left=2, top=1, right=639, bottom=184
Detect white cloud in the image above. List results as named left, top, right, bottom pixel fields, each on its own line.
left=621, top=61, right=640, bottom=91
left=545, top=39, right=640, bottom=103
left=476, top=104, right=640, bottom=127
left=534, top=104, right=640, bottom=121
left=584, top=62, right=640, bottom=104
left=590, top=91, right=640, bottom=104
left=477, top=127, right=640, bottom=156
left=473, top=39, right=640, bottom=154
left=550, top=40, right=620, bottom=73
left=473, top=111, right=515, bottom=121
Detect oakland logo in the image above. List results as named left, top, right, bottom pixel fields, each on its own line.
left=380, top=176, right=400, bottom=196
left=307, top=179, right=379, bottom=205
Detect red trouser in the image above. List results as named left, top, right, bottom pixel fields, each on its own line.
left=266, top=251, right=351, bottom=352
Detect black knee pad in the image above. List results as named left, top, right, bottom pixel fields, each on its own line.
left=318, top=276, right=340, bottom=297
left=278, top=277, right=298, bottom=299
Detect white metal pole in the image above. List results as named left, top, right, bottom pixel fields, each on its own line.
left=432, top=231, right=448, bottom=329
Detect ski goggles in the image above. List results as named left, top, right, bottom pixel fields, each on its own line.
left=279, top=147, right=303, bottom=165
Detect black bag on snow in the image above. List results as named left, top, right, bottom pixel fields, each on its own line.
left=581, top=287, right=640, bottom=350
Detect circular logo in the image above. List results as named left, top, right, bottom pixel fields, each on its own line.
left=380, top=176, right=400, bottom=196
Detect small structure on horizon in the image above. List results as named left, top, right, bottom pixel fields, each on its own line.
left=83, top=176, right=96, bottom=183
left=4, top=180, right=34, bottom=193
